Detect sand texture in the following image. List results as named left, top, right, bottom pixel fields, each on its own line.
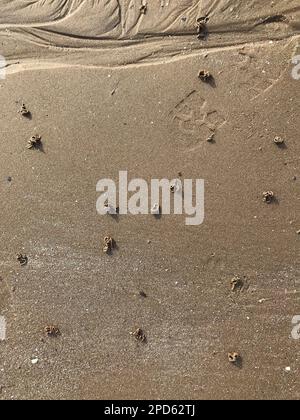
left=0, top=0, right=300, bottom=400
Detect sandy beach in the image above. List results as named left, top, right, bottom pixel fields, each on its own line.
left=0, top=0, right=300, bottom=400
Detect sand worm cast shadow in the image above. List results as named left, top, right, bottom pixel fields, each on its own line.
left=171, top=91, right=226, bottom=147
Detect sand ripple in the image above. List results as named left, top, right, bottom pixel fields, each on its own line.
left=0, top=0, right=299, bottom=68
left=0, top=0, right=299, bottom=39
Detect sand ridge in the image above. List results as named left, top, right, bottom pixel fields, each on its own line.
left=0, top=1, right=299, bottom=42
left=1, top=1, right=300, bottom=70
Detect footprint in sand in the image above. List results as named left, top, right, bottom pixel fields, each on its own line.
left=171, top=90, right=226, bottom=148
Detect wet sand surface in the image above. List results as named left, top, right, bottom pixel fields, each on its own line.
left=0, top=0, right=300, bottom=400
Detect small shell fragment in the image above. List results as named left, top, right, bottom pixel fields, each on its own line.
left=27, top=134, right=42, bottom=150
left=103, top=203, right=117, bottom=215
left=196, top=18, right=208, bottom=39
left=207, top=134, right=215, bottom=143
left=230, top=276, right=243, bottom=292
left=228, top=352, right=240, bottom=364
left=170, top=180, right=181, bottom=194
left=151, top=203, right=160, bottom=215
left=44, top=325, right=61, bottom=337
left=19, top=103, right=31, bottom=117
left=263, top=191, right=274, bottom=204
left=198, top=70, right=212, bottom=82
left=17, top=254, right=28, bottom=266
left=274, top=136, right=285, bottom=145
left=103, top=236, right=115, bottom=254
left=131, top=328, right=147, bottom=343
